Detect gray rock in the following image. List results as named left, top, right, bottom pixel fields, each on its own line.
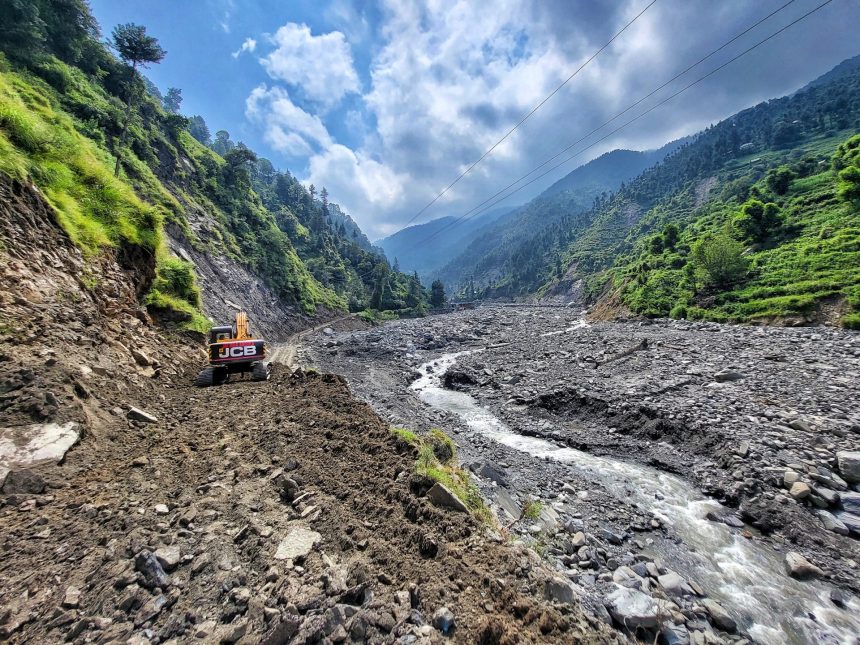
left=432, top=607, right=455, bottom=634
left=811, top=486, right=839, bottom=506
left=274, top=526, right=321, bottom=561
left=604, top=585, right=671, bottom=630
left=661, top=622, right=691, bottom=645
left=543, top=576, right=578, bottom=604
left=834, top=511, right=860, bottom=536
left=1, top=469, right=46, bottom=495
left=658, top=571, right=692, bottom=596
left=836, top=451, right=860, bottom=483
left=134, top=550, right=170, bottom=589
left=426, top=482, right=469, bottom=513
left=840, top=491, right=860, bottom=515
left=783, top=470, right=799, bottom=487
left=131, top=349, right=152, bottom=366
left=127, top=407, right=157, bottom=423
left=702, top=598, right=736, bottom=633
left=714, top=370, right=744, bottom=383
left=600, top=527, right=624, bottom=545
left=62, top=586, right=81, bottom=609
left=154, top=545, right=181, bottom=572
left=571, top=531, right=587, bottom=548
left=784, top=552, right=823, bottom=580
left=789, top=482, right=811, bottom=500
left=816, top=510, right=850, bottom=536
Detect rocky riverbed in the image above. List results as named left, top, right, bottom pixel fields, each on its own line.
left=304, top=305, right=860, bottom=644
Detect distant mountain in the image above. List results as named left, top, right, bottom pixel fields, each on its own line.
left=376, top=204, right=514, bottom=280
left=433, top=138, right=686, bottom=294
left=798, top=53, right=860, bottom=93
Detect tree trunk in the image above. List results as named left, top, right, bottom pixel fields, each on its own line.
left=114, top=62, right=137, bottom=177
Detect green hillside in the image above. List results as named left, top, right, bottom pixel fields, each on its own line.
left=0, top=0, right=425, bottom=328
left=482, top=53, right=860, bottom=327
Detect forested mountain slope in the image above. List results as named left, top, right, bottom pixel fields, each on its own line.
left=376, top=204, right=513, bottom=281
left=539, top=55, right=860, bottom=328
left=433, top=139, right=685, bottom=297
left=0, top=1, right=424, bottom=338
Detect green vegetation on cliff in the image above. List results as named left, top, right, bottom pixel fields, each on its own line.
left=0, top=0, right=424, bottom=326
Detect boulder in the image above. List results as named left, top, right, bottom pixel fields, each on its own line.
left=604, top=585, right=671, bottom=630
left=834, top=511, right=860, bottom=537
left=784, top=552, right=823, bottom=580
left=543, top=576, right=578, bottom=604
left=127, top=407, right=157, bottom=423
left=154, top=545, right=181, bottom=572
left=789, top=482, right=810, bottom=500
left=836, top=451, right=860, bottom=483
left=701, top=598, right=736, bottom=633
left=658, top=571, right=692, bottom=596
left=714, top=370, right=744, bottom=383
left=432, top=607, right=455, bottom=635
left=1, top=469, right=46, bottom=495
left=840, top=491, right=860, bottom=515
left=274, top=526, right=321, bottom=561
left=134, top=550, right=171, bottom=589
left=426, top=482, right=469, bottom=513
left=816, top=510, right=849, bottom=536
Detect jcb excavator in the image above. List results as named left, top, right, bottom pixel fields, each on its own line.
left=195, top=311, right=270, bottom=386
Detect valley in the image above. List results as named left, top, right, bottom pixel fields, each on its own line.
left=304, top=306, right=860, bottom=644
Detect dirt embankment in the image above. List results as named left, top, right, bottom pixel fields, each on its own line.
left=0, top=177, right=619, bottom=644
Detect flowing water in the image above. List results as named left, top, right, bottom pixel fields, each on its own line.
left=411, top=352, right=860, bottom=645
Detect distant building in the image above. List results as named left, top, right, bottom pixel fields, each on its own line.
left=739, top=142, right=755, bottom=151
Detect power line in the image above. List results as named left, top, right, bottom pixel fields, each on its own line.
left=397, top=0, right=658, bottom=231
left=413, top=0, right=831, bottom=251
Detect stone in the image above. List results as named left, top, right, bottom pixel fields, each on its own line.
left=658, top=571, right=692, bottom=596
left=131, top=349, right=152, bottom=366
left=62, top=586, right=81, bottom=609
left=604, top=585, right=671, bottom=630
left=543, top=576, right=578, bottom=604
left=789, top=482, right=811, bottom=500
left=134, top=550, right=171, bottom=589
left=811, top=486, right=839, bottom=506
left=1, top=469, right=45, bottom=495
left=127, top=407, right=157, bottom=423
left=836, top=451, right=860, bottom=483
left=600, top=527, right=624, bottom=545
left=154, top=503, right=169, bottom=515
left=816, top=510, right=849, bottom=536
left=661, top=622, right=691, bottom=645
left=834, top=511, right=860, bottom=537
left=571, top=531, right=587, bottom=548
left=274, top=526, right=321, bottom=561
left=702, top=598, right=736, bottom=633
left=0, top=422, right=80, bottom=489
left=154, top=545, right=181, bottom=572
left=431, top=607, right=455, bottom=635
left=134, top=593, right=168, bottom=627
left=784, top=552, right=823, bottom=580
left=840, top=491, right=860, bottom=515
left=426, top=482, right=469, bottom=513
left=783, top=470, right=799, bottom=488
left=714, top=370, right=744, bottom=383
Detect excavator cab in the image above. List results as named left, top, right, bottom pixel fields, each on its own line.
left=195, top=311, right=270, bottom=386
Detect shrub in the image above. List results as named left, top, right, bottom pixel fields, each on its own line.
left=669, top=303, right=688, bottom=319
left=692, top=232, right=748, bottom=288
left=842, top=312, right=860, bottom=330
left=152, top=256, right=200, bottom=307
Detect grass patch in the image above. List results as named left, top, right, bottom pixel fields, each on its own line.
left=396, top=427, right=493, bottom=524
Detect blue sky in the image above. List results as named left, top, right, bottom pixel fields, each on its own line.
left=89, top=1, right=860, bottom=240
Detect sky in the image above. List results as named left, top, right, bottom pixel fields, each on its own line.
left=89, top=0, right=860, bottom=240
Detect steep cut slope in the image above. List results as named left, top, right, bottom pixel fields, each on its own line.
left=433, top=139, right=685, bottom=296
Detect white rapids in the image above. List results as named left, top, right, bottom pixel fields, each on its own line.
left=411, top=352, right=860, bottom=645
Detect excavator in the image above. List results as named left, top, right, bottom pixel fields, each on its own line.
left=195, top=311, right=270, bottom=386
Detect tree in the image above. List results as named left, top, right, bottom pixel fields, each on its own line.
left=162, top=87, right=182, bottom=113
left=212, top=130, right=234, bottom=156
left=691, top=232, right=748, bottom=288
left=430, top=280, right=446, bottom=307
left=662, top=223, right=680, bottom=250
left=838, top=165, right=860, bottom=202
left=188, top=115, right=211, bottom=145
left=111, top=23, right=166, bottom=176
left=732, top=199, right=782, bottom=243
left=765, top=167, right=796, bottom=195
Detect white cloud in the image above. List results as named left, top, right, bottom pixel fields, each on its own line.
left=232, top=37, right=257, bottom=58
left=260, top=23, right=360, bottom=108
left=306, top=144, right=408, bottom=233
left=245, top=85, right=333, bottom=156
